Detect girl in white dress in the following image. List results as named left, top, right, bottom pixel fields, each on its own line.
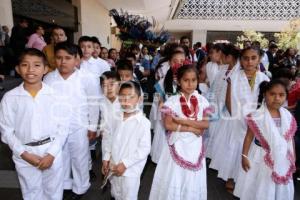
left=234, top=79, right=296, bottom=200
left=209, top=46, right=269, bottom=192
left=149, top=65, right=210, bottom=200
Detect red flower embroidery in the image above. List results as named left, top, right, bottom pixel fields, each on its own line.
left=180, top=95, right=199, bottom=120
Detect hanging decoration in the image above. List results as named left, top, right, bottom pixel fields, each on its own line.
left=109, top=9, right=170, bottom=48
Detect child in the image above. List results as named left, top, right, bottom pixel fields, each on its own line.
left=99, top=71, right=121, bottom=158
left=101, top=81, right=151, bottom=200
left=0, top=48, right=69, bottom=199
left=116, top=59, right=137, bottom=82
left=43, top=42, right=101, bottom=199
left=198, top=61, right=209, bottom=97
left=234, top=80, right=296, bottom=200
left=209, top=46, right=269, bottom=192
left=205, top=43, right=225, bottom=86
left=149, top=65, right=210, bottom=200
left=78, top=36, right=110, bottom=77
left=150, top=50, right=186, bottom=163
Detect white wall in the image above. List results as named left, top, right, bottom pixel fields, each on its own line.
left=73, top=0, right=111, bottom=47
left=165, top=19, right=290, bottom=32
left=192, top=30, right=207, bottom=46
left=0, top=0, right=13, bottom=32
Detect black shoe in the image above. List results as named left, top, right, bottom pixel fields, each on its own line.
left=89, top=170, right=97, bottom=182
left=63, top=190, right=73, bottom=200
left=66, top=192, right=84, bottom=200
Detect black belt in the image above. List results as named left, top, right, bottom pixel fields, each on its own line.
left=254, top=138, right=261, bottom=147
left=25, top=137, right=52, bottom=146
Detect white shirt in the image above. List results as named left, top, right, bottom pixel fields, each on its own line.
left=0, top=83, right=69, bottom=158
left=205, top=62, right=222, bottom=85
left=100, top=97, right=121, bottom=156
left=103, top=111, right=151, bottom=177
left=43, top=69, right=101, bottom=132
left=80, top=57, right=110, bottom=78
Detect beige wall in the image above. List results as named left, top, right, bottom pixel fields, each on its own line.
left=73, top=0, right=111, bottom=47
left=0, top=0, right=13, bottom=32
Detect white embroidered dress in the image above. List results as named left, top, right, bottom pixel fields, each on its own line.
left=234, top=104, right=296, bottom=200
left=149, top=91, right=209, bottom=200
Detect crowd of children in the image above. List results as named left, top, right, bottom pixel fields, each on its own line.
left=0, top=26, right=299, bottom=200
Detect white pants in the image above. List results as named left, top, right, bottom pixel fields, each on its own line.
left=110, top=176, right=140, bottom=200
left=63, top=128, right=90, bottom=194
left=13, top=142, right=63, bottom=200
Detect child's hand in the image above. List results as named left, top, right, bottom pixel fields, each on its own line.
left=172, top=117, right=187, bottom=126
left=101, top=160, right=110, bottom=175
left=87, top=131, right=97, bottom=141
left=21, top=151, right=42, bottom=167
left=37, top=154, right=55, bottom=170
left=111, top=162, right=126, bottom=176
left=242, top=156, right=251, bottom=172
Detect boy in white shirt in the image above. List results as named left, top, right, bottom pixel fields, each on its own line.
left=78, top=36, right=110, bottom=77
left=101, top=81, right=151, bottom=200
left=43, top=42, right=101, bottom=199
left=0, top=48, right=69, bottom=200
left=99, top=71, right=121, bottom=160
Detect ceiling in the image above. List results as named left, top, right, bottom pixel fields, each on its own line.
left=99, top=0, right=177, bottom=24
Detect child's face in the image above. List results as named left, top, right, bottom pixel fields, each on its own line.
left=55, top=50, right=78, bottom=75
left=80, top=41, right=94, bottom=60
left=100, top=48, right=108, bottom=59
left=265, top=85, right=287, bottom=110
left=142, top=47, right=148, bottom=55
left=178, top=70, right=198, bottom=95
left=52, top=29, right=67, bottom=44
left=16, top=55, right=48, bottom=85
left=92, top=43, right=101, bottom=58
left=102, top=78, right=119, bottom=100
left=126, top=57, right=136, bottom=66
left=209, top=49, right=222, bottom=63
left=119, top=87, right=140, bottom=111
left=109, top=50, right=117, bottom=60
left=241, top=49, right=260, bottom=72
left=170, top=53, right=185, bottom=67
left=118, top=70, right=133, bottom=82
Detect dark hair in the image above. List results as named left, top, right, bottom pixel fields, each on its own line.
left=195, top=42, right=202, bottom=48
left=272, top=68, right=293, bottom=80
left=130, top=44, right=140, bottom=52
left=54, top=42, right=79, bottom=57
left=164, top=64, right=200, bottom=95
left=211, top=43, right=225, bottom=52
left=101, top=47, right=108, bottom=51
left=78, top=36, right=93, bottom=44
left=180, top=36, right=189, bottom=43
left=91, top=36, right=101, bottom=46
left=125, top=52, right=136, bottom=61
left=269, top=43, right=278, bottom=49
left=34, top=25, right=43, bottom=32
left=116, top=59, right=133, bottom=72
left=51, top=26, right=65, bottom=35
left=252, top=41, right=261, bottom=48
left=17, top=48, right=47, bottom=65
left=100, top=71, right=120, bottom=86
left=222, top=43, right=240, bottom=59
left=19, top=19, right=28, bottom=24
left=119, top=80, right=141, bottom=97
left=108, top=48, right=117, bottom=59
left=241, top=46, right=262, bottom=58
left=257, top=79, right=288, bottom=108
